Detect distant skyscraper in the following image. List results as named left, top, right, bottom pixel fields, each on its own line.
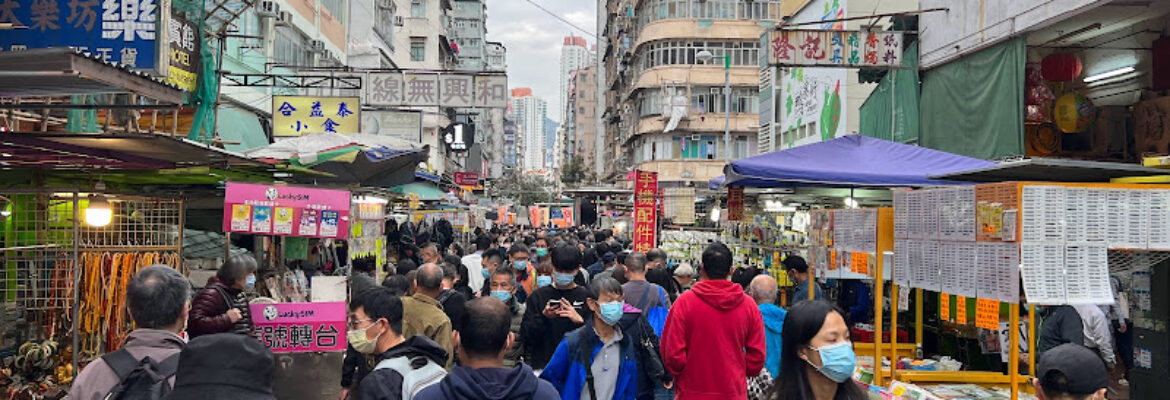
left=509, top=88, right=548, bottom=172
left=560, top=35, right=592, bottom=120
left=544, top=116, right=559, bottom=170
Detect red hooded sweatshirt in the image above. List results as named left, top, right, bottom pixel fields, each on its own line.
left=662, top=279, right=766, bottom=400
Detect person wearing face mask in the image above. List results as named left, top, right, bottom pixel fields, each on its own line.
left=463, top=236, right=491, bottom=293
left=772, top=300, right=865, bottom=400
left=478, top=249, right=504, bottom=297
left=522, top=244, right=592, bottom=370
left=533, top=237, right=551, bottom=262
left=71, top=266, right=192, bottom=400
left=534, top=262, right=555, bottom=290
left=188, top=253, right=257, bottom=339
left=508, top=243, right=538, bottom=303
left=486, top=269, right=526, bottom=367
left=419, top=242, right=442, bottom=266
left=348, top=288, right=449, bottom=400
left=540, top=278, right=638, bottom=400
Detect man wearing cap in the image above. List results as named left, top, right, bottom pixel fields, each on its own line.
left=1034, top=343, right=1108, bottom=400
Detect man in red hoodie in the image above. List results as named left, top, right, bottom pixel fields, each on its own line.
left=662, top=242, right=766, bottom=399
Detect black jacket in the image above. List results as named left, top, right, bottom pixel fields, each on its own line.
left=414, top=363, right=559, bottom=400
left=341, top=344, right=372, bottom=390
left=438, top=289, right=468, bottom=332
left=645, top=268, right=680, bottom=302
left=521, top=285, right=591, bottom=369
left=618, top=310, right=672, bottom=400
left=1037, top=305, right=1085, bottom=357
left=354, top=335, right=449, bottom=400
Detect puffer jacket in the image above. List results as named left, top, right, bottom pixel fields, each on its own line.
left=188, top=277, right=252, bottom=338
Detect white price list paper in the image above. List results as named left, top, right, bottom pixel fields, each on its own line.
left=920, top=241, right=941, bottom=292
left=1064, top=243, right=1113, bottom=305
left=893, top=241, right=910, bottom=286
left=939, top=187, right=976, bottom=241
left=1021, top=186, right=1066, bottom=243
left=1149, top=190, right=1170, bottom=250
left=1021, top=243, right=1066, bottom=305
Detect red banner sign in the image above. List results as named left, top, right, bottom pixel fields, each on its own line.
left=633, top=170, right=658, bottom=252
left=454, top=172, right=480, bottom=186
left=728, top=187, right=745, bottom=221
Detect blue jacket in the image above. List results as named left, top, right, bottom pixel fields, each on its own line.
left=759, top=303, right=786, bottom=377
left=540, top=320, right=638, bottom=400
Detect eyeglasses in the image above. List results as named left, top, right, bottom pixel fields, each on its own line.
left=347, top=318, right=373, bottom=329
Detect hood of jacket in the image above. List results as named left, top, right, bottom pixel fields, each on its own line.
left=759, top=303, right=786, bottom=335
left=377, top=335, right=449, bottom=366
left=690, top=280, right=748, bottom=311
left=435, top=364, right=544, bottom=400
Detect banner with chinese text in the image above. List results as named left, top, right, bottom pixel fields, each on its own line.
left=633, top=171, right=658, bottom=252
left=767, top=30, right=903, bottom=68
left=0, top=0, right=166, bottom=72
left=165, top=15, right=200, bottom=91
left=728, top=187, right=745, bottom=221
left=273, top=96, right=361, bottom=136
left=223, top=183, right=351, bottom=239
left=366, top=73, right=508, bottom=108
left=251, top=302, right=346, bottom=353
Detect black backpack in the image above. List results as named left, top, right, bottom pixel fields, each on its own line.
left=101, top=349, right=181, bottom=400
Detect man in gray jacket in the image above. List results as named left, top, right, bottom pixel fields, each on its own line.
left=70, top=265, right=192, bottom=400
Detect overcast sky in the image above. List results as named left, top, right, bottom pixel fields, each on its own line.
left=485, top=0, right=597, bottom=123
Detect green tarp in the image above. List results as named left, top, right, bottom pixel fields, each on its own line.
left=216, top=106, right=270, bottom=153
left=919, top=38, right=1025, bottom=160
left=859, top=42, right=920, bottom=143
left=390, top=182, right=446, bottom=202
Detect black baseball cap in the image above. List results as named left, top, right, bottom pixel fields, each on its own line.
left=1037, top=344, right=1108, bottom=395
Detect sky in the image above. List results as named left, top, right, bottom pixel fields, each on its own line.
left=486, top=0, right=597, bottom=123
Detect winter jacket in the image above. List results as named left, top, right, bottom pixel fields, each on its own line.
left=662, top=280, right=766, bottom=400
left=618, top=305, right=671, bottom=400
left=1037, top=305, right=1085, bottom=358
left=521, top=285, right=591, bottom=369
left=415, top=364, right=559, bottom=400
left=401, top=293, right=454, bottom=368
left=539, top=321, right=638, bottom=400
left=341, top=344, right=372, bottom=390
left=791, top=278, right=825, bottom=305
left=505, top=299, right=527, bottom=368
left=69, top=329, right=185, bottom=400
left=758, top=303, right=786, bottom=378
left=188, top=277, right=252, bottom=338
left=355, top=335, right=449, bottom=400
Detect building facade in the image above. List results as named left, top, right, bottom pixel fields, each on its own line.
left=451, top=0, right=487, bottom=71
left=564, top=66, right=599, bottom=169
left=560, top=36, right=594, bottom=120
left=509, top=88, right=549, bottom=172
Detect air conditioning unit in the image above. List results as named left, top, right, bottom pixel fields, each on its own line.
left=690, top=134, right=702, bottom=141
left=257, top=0, right=279, bottom=17
left=275, top=11, right=292, bottom=26
left=309, top=40, right=326, bottom=53
left=394, top=16, right=404, bottom=26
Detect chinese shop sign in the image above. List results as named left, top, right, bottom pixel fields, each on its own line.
left=250, top=302, right=346, bottom=353
left=0, top=0, right=167, bottom=71
left=273, top=96, right=361, bottom=137
left=365, top=72, right=509, bottom=108
left=633, top=171, right=658, bottom=253
left=767, top=30, right=903, bottom=68
left=164, top=14, right=199, bottom=91
left=727, top=187, right=744, bottom=221
left=223, top=183, right=350, bottom=239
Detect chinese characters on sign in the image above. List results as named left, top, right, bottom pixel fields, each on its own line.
left=633, top=171, right=658, bottom=253
left=223, top=183, right=351, bottom=239
left=366, top=72, right=509, bottom=108
left=272, top=96, right=361, bottom=137
left=250, top=302, right=347, bottom=353
left=727, top=187, right=744, bottom=221
left=0, top=0, right=163, bottom=71
left=768, top=30, right=902, bottom=68
left=164, top=14, right=199, bottom=91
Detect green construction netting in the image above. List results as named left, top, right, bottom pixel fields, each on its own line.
left=175, top=0, right=217, bottom=144
left=859, top=42, right=919, bottom=144
left=919, top=38, right=1025, bottom=160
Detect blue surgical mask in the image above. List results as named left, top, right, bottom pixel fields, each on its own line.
left=536, top=275, right=553, bottom=288
left=513, top=261, right=527, bottom=271
left=244, top=274, right=256, bottom=290
left=482, top=269, right=491, bottom=280
left=598, top=301, right=624, bottom=326
left=807, top=341, right=856, bottom=383
left=490, top=290, right=512, bottom=303
left=553, top=271, right=575, bottom=287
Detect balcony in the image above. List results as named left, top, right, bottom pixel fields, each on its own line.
left=635, top=113, right=757, bottom=137
left=634, top=159, right=725, bottom=183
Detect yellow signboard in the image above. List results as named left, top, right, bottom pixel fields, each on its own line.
left=273, top=96, right=361, bottom=137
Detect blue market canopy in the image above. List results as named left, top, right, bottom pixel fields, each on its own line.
left=720, top=135, right=997, bottom=188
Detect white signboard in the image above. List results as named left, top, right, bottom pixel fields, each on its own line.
left=360, top=111, right=423, bottom=143
left=364, top=73, right=508, bottom=108
left=767, top=30, right=903, bottom=68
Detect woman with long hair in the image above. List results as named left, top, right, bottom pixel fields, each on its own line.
left=773, top=300, right=866, bottom=400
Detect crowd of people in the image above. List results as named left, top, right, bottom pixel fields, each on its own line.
left=66, top=225, right=1118, bottom=400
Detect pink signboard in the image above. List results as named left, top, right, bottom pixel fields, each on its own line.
left=223, top=183, right=351, bottom=239
left=250, top=302, right=347, bottom=353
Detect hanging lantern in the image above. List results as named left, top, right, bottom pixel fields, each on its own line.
left=1053, top=93, right=1095, bottom=133
left=1041, top=53, right=1082, bottom=82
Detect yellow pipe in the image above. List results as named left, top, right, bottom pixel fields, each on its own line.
left=873, top=255, right=885, bottom=387
left=915, top=288, right=923, bottom=351
left=891, top=283, right=899, bottom=377
left=1110, top=175, right=1170, bottom=184
left=1028, top=304, right=1036, bottom=377
left=1010, top=303, right=1020, bottom=400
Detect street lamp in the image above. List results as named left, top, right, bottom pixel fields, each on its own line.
left=696, top=49, right=732, bottom=164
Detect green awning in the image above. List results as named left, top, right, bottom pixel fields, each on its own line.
left=217, top=105, right=270, bottom=153
left=390, top=182, right=446, bottom=201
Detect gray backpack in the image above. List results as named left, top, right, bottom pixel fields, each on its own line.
left=373, top=356, right=447, bottom=399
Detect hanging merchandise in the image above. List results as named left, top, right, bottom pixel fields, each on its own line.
left=1040, top=53, right=1082, bottom=82
left=1053, top=93, right=1095, bottom=133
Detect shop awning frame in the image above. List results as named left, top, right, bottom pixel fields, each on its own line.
left=928, top=157, right=1170, bottom=183
left=0, top=132, right=266, bottom=170
left=0, top=48, right=183, bottom=104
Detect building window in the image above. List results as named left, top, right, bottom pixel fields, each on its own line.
left=274, top=27, right=311, bottom=67
left=733, top=135, right=749, bottom=159
left=637, top=0, right=782, bottom=30
left=411, top=0, right=425, bottom=18
left=690, top=87, right=758, bottom=114
left=636, top=40, right=759, bottom=73
left=410, top=37, right=426, bottom=61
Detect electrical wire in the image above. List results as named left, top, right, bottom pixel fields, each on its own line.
left=523, top=0, right=597, bottom=39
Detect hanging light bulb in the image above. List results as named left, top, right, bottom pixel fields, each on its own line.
left=85, top=194, right=113, bottom=227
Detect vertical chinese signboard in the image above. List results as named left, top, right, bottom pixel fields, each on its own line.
left=633, top=171, right=658, bottom=252
left=728, top=187, right=745, bottom=221
left=273, top=96, right=361, bottom=137
left=223, top=183, right=351, bottom=239
left=250, top=302, right=346, bottom=353
left=164, top=14, right=200, bottom=91
left=0, top=0, right=167, bottom=72
left=767, top=30, right=903, bottom=68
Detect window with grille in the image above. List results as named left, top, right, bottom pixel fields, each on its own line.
left=411, top=0, right=425, bottom=17
left=411, top=37, right=426, bottom=61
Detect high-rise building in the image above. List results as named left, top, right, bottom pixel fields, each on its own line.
left=451, top=0, right=487, bottom=70
left=545, top=116, right=560, bottom=171
left=601, top=0, right=794, bottom=187
left=564, top=66, right=598, bottom=170
left=509, top=88, right=549, bottom=172
left=560, top=36, right=593, bottom=120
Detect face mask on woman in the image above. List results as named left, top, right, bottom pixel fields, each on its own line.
left=244, top=274, right=256, bottom=290
left=806, top=341, right=856, bottom=383
left=536, top=275, right=553, bottom=288
left=598, top=301, right=624, bottom=326
left=347, top=321, right=384, bottom=354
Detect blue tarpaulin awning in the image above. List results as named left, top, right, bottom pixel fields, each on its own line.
left=718, top=135, right=997, bottom=188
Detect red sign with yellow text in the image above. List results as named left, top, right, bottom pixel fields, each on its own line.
left=728, top=187, right=744, bottom=221
left=633, top=171, right=658, bottom=252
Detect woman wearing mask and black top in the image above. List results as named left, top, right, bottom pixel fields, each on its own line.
left=188, top=253, right=258, bottom=338
left=772, top=300, right=866, bottom=400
